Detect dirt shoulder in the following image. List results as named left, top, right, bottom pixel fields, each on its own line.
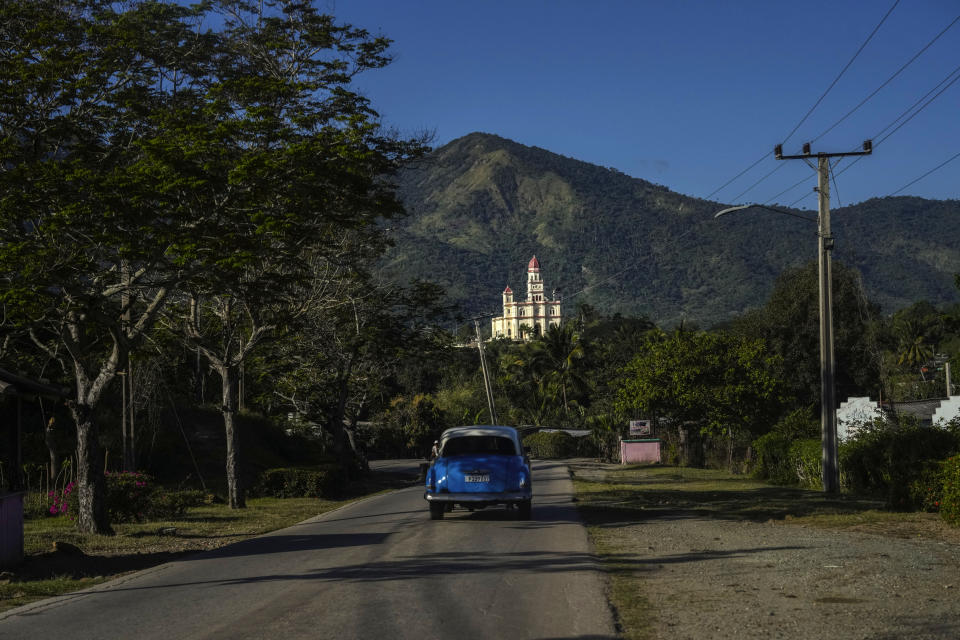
left=571, top=461, right=960, bottom=640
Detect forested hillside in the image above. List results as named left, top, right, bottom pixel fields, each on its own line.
left=382, top=132, right=960, bottom=327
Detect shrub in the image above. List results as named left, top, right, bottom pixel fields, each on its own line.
left=523, top=431, right=577, bottom=459
left=104, top=471, right=154, bottom=523
left=253, top=465, right=346, bottom=499
left=47, top=473, right=205, bottom=524
left=840, top=418, right=960, bottom=509
left=908, top=461, right=946, bottom=513
left=790, top=439, right=822, bottom=490
left=752, top=431, right=795, bottom=485
left=148, top=490, right=207, bottom=519
left=940, top=456, right=960, bottom=526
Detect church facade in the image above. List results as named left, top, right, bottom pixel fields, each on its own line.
left=491, top=256, right=562, bottom=340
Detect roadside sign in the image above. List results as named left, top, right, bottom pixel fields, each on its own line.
left=629, top=420, right=651, bottom=436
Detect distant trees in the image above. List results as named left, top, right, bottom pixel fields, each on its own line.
left=615, top=330, right=782, bottom=442
left=730, top=261, right=883, bottom=409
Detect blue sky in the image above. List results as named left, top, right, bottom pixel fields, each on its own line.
left=330, top=0, right=960, bottom=209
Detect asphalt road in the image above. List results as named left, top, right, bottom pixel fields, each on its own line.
left=0, top=461, right=616, bottom=640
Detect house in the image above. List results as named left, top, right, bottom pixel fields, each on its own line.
left=1, top=367, right=67, bottom=568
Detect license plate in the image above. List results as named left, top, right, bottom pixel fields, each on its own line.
left=464, top=474, right=490, bottom=483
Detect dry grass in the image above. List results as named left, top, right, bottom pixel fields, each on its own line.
left=572, top=461, right=960, bottom=639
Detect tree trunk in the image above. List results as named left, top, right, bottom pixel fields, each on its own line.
left=221, top=366, right=245, bottom=509
left=328, top=352, right=357, bottom=463
left=70, top=403, right=113, bottom=535
left=45, top=417, right=58, bottom=486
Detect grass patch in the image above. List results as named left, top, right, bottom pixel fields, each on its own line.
left=571, top=461, right=958, bottom=640
left=1, top=469, right=416, bottom=615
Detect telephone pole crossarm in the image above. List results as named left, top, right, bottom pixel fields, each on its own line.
left=775, top=140, right=872, bottom=160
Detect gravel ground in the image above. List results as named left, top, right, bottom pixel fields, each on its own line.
left=602, top=516, right=960, bottom=639
left=571, top=462, right=960, bottom=640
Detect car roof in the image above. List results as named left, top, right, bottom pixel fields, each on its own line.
left=440, top=425, right=520, bottom=443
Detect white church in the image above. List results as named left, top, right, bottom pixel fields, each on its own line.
left=491, top=256, right=563, bottom=340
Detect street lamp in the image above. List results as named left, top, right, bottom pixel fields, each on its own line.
left=714, top=199, right=839, bottom=494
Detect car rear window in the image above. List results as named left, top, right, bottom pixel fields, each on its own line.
left=441, top=435, right=517, bottom=456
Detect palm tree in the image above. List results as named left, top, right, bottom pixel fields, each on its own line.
left=535, top=323, right=589, bottom=418
left=896, top=320, right=933, bottom=368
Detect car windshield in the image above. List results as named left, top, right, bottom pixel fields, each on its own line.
left=441, top=435, right=517, bottom=457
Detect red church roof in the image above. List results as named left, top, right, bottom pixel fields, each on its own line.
left=504, top=286, right=513, bottom=293
left=527, top=255, right=540, bottom=271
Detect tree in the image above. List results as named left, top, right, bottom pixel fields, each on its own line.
left=731, top=261, right=883, bottom=409
left=534, top=323, right=589, bottom=420
left=268, top=271, right=451, bottom=466
left=615, top=330, right=782, bottom=442
left=0, top=0, right=423, bottom=521
left=0, top=0, right=212, bottom=533
left=153, top=1, right=423, bottom=507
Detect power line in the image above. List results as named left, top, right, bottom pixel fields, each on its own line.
left=831, top=65, right=960, bottom=182
left=705, top=0, right=899, bottom=201
left=730, top=163, right=786, bottom=203
left=705, top=151, right=767, bottom=200
left=783, top=61, right=960, bottom=206
left=781, top=0, right=901, bottom=147
left=810, top=12, right=960, bottom=145
left=888, top=150, right=960, bottom=196
left=874, top=67, right=960, bottom=147
left=763, top=172, right=814, bottom=206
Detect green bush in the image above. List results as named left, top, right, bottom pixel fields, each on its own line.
left=840, top=419, right=960, bottom=509
left=790, top=439, right=822, bottom=490
left=752, top=431, right=795, bottom=485
left=523, top=431, right=577, bottom=459
left=53, top=473, right=205, bottom=523
left=148, top=490, right=207, bottom=519
left=252, top=465, right=346, bottom=499
left=909, top=461, right=947, bottom=513
left=103, top=471, right=154, bottom=522
left=940, top=456, right=960, bottom=526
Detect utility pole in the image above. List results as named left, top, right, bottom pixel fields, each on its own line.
left=774, top=140, right=871, bottom=494
left=474, top=319, right=498, bottom=425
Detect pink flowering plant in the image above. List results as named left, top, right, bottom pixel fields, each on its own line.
left=48, top=481, right=75, bottom=516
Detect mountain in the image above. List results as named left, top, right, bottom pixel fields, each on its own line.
left=381, top=132, right=960, bottom=327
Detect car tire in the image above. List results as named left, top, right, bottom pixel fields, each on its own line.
left=517, top=501, right=532, bottom=520
left=429, top=502, right=445, bottom=520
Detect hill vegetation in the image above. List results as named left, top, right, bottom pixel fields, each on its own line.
left=384, top=132, right=960, bottom=327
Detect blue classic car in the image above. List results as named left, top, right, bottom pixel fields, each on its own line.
left=424, top=425, right=532, bottom=520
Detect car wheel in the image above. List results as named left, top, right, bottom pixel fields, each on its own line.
left=429, top=502, right=445, bottom=520
left=517, top=501, right=532, bottom=520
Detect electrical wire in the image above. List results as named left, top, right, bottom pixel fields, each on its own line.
left=779, top=60, right=960, bottom=205
left=810, top=13, right=960, bottom=145
left=830, top=158, right=843, bottom=208
left=762, top=172, right=813, bottom=206
left=705, top=151, right=768, bottom=200
left=729, top=163, right=786, bottom=203
left=704, top=0, right=899, bottom=202
left=888, top=150, right=960, bottom=196
left=832, top=65, right=960, bottom=181
left=781, top=0, right=901, bottom=148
